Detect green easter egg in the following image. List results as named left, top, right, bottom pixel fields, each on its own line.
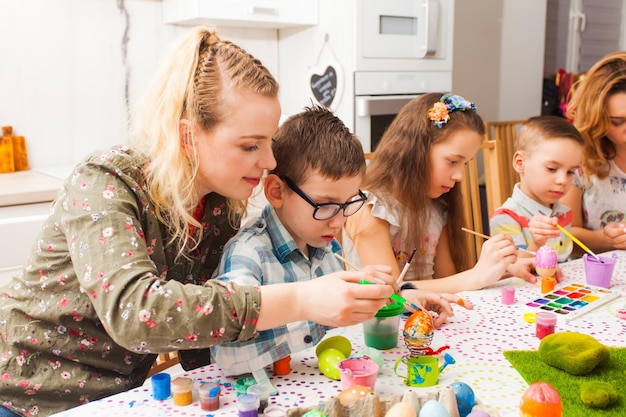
left=318, top=347, right=345, bottom=380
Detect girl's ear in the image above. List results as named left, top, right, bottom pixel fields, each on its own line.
left=512, top=151, right=525, bottom=174
left=264, top=174, right=285, bottom=208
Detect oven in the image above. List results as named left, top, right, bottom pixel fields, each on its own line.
left=353, top=71, right=452, bottom=152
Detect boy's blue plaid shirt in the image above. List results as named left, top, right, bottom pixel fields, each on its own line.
left=211, top=205, right=342, bottom=376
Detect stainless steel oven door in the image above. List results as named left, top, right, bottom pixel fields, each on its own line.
left=354, top=94, right=421, bottom=153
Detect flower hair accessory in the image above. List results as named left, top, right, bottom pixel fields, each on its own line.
left=428, top=94, right=477, bottom=128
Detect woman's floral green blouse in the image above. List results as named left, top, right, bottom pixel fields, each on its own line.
left=0, top=145, right=261, bottom=416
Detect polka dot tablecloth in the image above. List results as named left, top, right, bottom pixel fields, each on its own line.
left=52, top=251, right=626, bottom=417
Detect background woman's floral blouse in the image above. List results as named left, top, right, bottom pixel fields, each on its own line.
left=0, top=145, right=261, bottom=416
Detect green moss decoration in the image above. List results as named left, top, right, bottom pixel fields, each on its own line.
left=580, top=381, right=619, bottom=408
left=538, top=332, right=610, bottom=375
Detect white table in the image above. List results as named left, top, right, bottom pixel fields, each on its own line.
left=52, top=251, right=626, bottom=417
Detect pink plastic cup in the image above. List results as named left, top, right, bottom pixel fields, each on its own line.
left=337, top=357, right=379, bottom=390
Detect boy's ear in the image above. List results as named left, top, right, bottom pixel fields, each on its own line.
left=512, top=151, right=525, bottom=174
left=264, top=174, right=285, bottom=208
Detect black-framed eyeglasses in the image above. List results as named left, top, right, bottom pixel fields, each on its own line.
left=281, top=176, right=368, bottom=220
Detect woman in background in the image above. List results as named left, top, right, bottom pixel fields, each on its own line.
left=561, top=51, right=626, bottom=253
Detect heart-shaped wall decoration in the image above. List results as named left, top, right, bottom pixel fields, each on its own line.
left=308, top=60, right=343, bottom=111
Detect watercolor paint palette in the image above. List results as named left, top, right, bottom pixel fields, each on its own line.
left=525, top=282, right=621, bottom=322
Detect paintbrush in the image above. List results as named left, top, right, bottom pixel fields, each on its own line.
left=537, top=210, right=602, bottom=261
left=333, top=253, right=421, bottom=311
left=396, top=248, right=417, bottom=285
left=461, top=227, right=537, bottom=256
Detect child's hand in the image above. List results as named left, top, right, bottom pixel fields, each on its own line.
left=507, top=257, right=537, bottom=283
left=508, top=258, right=564, bottom=283
left=404, top=290, right=473, bottom=328
left=473, top=234, right=518, bottom=288
left=528, top=215, right=560, bottom=248
left=603, top=222, right=626, bottom=249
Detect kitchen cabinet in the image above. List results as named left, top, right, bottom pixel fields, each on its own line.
left=0, top=170, right=63, bottom=287
left=162, top=0, right=318, bottom=29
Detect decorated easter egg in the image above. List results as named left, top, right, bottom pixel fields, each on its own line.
left=385, top=401, right=417, bottom=417
left=336, top=385, right=374, bottom=405
left=520, top=382, right=562, bottom=417
left=450, top=382, right=476, bottom=417
left=536, top=246, right=557, bottom=268
left=317, top=347, right=346, bottom=380
left=418, top=400, right=450, bottom=417
left=402, top=310, right=434, bottom=349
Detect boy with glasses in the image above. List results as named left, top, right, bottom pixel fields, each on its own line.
left=209, top=105, right=373, bottom=390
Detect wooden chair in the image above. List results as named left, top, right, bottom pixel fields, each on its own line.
left=147, top=351, right=179, bottom=377
left=483, top=119, right=526, bottom=209
left=461, top=139, right=503, bottom=265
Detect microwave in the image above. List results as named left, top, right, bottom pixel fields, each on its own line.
left=359, top=0, right=439, bottom=60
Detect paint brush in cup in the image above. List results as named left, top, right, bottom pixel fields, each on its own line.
left=461, top=227, right=536, bottom=256
left=536, top=210, right=602, bottom=262
left=333, top=253, right=421, bottom=312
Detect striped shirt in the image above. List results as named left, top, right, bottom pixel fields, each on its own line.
left=489, top=183, right=573, bottom=262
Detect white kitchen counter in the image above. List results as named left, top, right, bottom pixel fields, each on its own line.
left=0, top=169, right=64, bottom=206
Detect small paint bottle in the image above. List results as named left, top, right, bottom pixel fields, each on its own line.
left=541, top=276, right=556, bottom=294
left=171, top=377, right=193, bottom=406
left=247, top=383, right=270, bottom=413
left=501, top=287, right=515, bottom=305
left=236, top=393, right=260, bottom=417
left=273, top=355, right=291, bottom=375
left=535, top=311, right=557, bottom=339
left=198, top=382, right=220, bottom=411
left=151, top=372, right=171, bottom=400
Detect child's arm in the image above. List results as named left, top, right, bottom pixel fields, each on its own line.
left=402, top=234, right=518, bottom=293
left=344, top=205, right=403, bottom=279
left=432, top=227, right=457, bottom=278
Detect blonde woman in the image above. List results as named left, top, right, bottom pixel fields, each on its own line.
left=0, top=28, right=393, bottom=416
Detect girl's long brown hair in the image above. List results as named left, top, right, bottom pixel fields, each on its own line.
left=359, top=92, right=485, bottom=274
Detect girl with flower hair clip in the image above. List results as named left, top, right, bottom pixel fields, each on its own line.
left=343, top=93, right=538, bottom=303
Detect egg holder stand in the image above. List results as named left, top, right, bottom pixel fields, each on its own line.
left=283, top=386, right=500, bottom=417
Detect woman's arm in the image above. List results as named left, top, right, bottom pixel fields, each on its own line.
left=256, top=270, right=393, bottom=330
